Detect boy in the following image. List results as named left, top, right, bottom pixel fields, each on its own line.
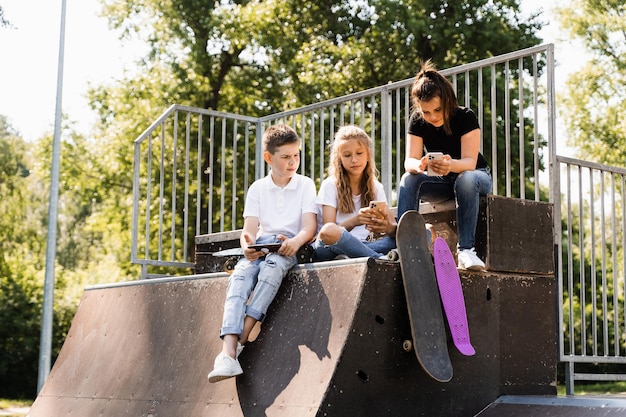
left=208, top=124, right=318, bottom=382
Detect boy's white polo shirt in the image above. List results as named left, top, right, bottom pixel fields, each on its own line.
left=243, top=172, right=317, bottom=238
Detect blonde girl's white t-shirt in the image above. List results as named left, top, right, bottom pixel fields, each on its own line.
left=243, top=172, right=317, bottom=239
left=316, top=176, right=387, bottom=242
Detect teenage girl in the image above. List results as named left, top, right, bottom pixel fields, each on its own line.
left=397, top=59, right=492, bottom=270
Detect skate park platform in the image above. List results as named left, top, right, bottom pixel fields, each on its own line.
left=28, top=197, right=626, bottom=416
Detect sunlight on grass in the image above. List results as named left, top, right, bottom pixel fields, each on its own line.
left=557, top=381, right=626, bottom=396
left=0, top=399, right=31, bottom=409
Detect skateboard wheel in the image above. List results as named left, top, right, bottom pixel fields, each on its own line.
left=402, top=340, right=413, bottom=352
left=223, top=258, right=237, bottom=274
left=387, top=249, right=399, bottom=261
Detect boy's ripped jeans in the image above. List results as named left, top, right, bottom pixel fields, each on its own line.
left=219, top=236, right=296, bottom=338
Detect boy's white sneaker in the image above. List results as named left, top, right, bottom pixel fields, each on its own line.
left=208, top=352, right=243, bottom=383
left=457, top=248, right=485, bottom=270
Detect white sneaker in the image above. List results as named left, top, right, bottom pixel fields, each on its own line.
left=208, top=352, right=243, bottom=383
left=236, top=342, right=244, bottom=358
left=457, top=248, right=485, bottom=270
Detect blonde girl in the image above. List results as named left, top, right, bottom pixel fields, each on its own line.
left=312, top=125, right=396, bottom=260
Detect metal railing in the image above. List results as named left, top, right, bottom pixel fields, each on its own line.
left=129, top=42, right=626, bottom=392
left=131, top=43, right=555, bottom=278
left=556, top=156, right=626, bottom=393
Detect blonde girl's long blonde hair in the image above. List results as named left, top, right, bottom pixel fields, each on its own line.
left=327, top=125, right=379, bottom=214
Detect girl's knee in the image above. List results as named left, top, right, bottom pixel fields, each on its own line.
left=400, top=171, right=422, bottom=187
left=455, top=171, right=479, bottom=190
left=318, top=223, right=342, bottom=244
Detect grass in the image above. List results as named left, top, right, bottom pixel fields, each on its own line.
left=0, top=399, right=31, bottom=409
left=1, top=382, right=625, bottom=413
left=557, top=381, right=626, bottom=396
left=0, top=399, right=31, bottom=417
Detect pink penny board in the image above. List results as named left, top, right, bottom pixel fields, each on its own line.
left=433, top=237, right=475, bottom=356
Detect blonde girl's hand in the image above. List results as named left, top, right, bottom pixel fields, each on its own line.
left=365, top=212, right=392, bottom=234
left=361, top=206, right=389, bottom=233
left=358, top=206, right=382, bottom=227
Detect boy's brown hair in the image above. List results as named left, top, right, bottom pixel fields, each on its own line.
left=263, top=124, right=300, bottom=154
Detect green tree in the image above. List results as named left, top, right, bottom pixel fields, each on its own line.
left=556, top=0, right=626, bottom=165
left=0, top=117, right=44, bottom=397
left=100, top=0, right=543, bottom=113
left=0, top=116, right=134, bottom=397
left=91, top=0, right=545, bottom=261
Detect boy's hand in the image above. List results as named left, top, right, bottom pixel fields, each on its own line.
left=242, top=233, right=264, bottom=261
left=276, top=234, right=299, bottom=257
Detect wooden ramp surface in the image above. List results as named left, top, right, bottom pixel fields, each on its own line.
left=31, top=261, right=367, bottom=417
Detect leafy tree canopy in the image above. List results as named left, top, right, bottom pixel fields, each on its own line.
left=97, top=0, right=543, bottom=116
left=556, top=0, right=626, bottom=165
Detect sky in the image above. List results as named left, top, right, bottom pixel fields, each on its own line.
left=0, top=0, right=585, bottom=144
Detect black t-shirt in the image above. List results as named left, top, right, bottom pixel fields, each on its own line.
left=407, top=107, right=488, bottom=169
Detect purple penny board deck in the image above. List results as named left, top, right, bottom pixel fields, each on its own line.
left=396, top=210, right=453, bottom=382
left=433, top=237, right=476, bottom=356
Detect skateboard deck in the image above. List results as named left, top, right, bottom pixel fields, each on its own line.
left=433, top=238, right=476, bottom=356
left=396, top=210, right=453, bottom=382
left=211, top=247, right=245, bottom=274
left=212, top=245, right=315, bottom=274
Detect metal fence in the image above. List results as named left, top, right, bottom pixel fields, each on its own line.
left=556, top=156, right=626, bottom=393
left=129, top=42, right=626, bottom=391
left=131, top=43, right=555, bottom=276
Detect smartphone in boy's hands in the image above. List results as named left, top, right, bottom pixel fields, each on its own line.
left=248, top=243, right=282, bottom=254
left=426, top=152, right=444, bottom=176
left=369, top=200, right=387, bottom=219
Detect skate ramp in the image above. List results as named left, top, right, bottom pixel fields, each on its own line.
left=29, top=261, right=367, bottom=416
left=30, top=257, right=559, bottom=416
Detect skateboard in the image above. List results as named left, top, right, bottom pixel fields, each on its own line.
left=211, top=247, right=246, bottom=274
left=396, top=210, right=453, bottom=382
left=212, top=244, right=314, bottom=274
left=433, top=238, right=476, bottom=356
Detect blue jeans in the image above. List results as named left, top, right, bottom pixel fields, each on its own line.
left=312, top=228, right=396, bottom=261
left=397, top=168, right=492, bottom=249
left=220, top=235, right=296, bottom=338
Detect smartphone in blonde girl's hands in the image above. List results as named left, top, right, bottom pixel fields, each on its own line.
left=369, top=200, right=387, bottom=218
